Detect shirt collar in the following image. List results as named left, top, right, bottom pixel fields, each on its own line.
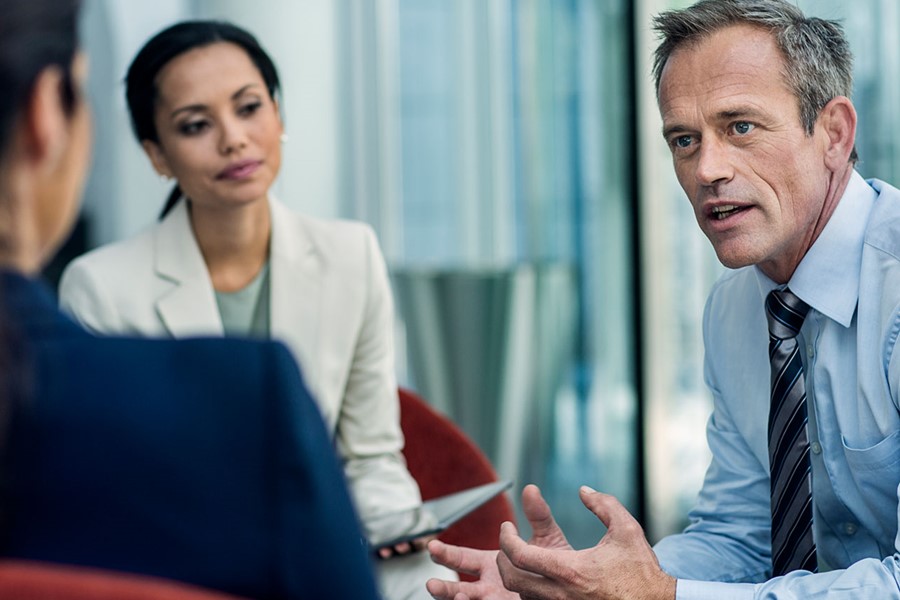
left=754, top=170, right=875, bottom=327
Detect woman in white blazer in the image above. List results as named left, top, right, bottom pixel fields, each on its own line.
left=58, top=20, right=452, bottom=600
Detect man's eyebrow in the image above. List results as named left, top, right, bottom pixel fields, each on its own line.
left=662, top=123, right=690, bottom=139
left=717, top=108, right=765, bottom=121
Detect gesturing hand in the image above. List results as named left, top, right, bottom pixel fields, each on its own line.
left=425, top=542, right=511, bottom=600
left=426, top=484, right=572, bottom=600
left=496, top=486, right=676, bottom=600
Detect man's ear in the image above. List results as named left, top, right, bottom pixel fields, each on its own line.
left=23, top=65, right=69, bottom=175
left=818, top=96, right=857, bottom=170
left=141, top=139, right=173, bottom=179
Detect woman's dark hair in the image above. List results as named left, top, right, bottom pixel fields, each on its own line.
left=0, top=0, right=80, bottom=153
left=125, top=20, right=282, bottom=220
left=0, top=0, right=81, bottom=510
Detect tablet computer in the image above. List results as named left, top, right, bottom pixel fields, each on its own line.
left=366, top=480, right=513, bottom=551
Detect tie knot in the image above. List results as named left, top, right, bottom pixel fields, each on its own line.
left=766, top=288, right=810, bottom=340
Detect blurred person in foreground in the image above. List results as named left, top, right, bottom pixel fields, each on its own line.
left=0, top=1, right=380, bottom=598
left=427, top=0, right=900, bottom=598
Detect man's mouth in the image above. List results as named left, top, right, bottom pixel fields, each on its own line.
left=710, top=205, right=747, bottom=220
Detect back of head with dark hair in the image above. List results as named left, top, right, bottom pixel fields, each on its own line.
left=124, top=20, right=282, bottom=219
left=0, top=0, right=81, bottom=154
left=0, top=0, right=81, bottom=516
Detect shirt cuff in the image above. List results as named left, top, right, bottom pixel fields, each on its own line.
left=676, top=579, right=758, bottom=600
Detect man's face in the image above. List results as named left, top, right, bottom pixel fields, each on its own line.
left=658, top=24, right=832, bottom=282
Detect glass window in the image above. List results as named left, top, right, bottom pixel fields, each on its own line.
left=337, top=0, right=637, bottom=548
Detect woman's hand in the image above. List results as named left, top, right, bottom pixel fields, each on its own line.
left=378, top=534, right=437, bottom=559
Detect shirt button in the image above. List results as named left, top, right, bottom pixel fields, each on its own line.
left=810, top=441, right=822, bottom=455
left=807, top=345, right=815, bottom=358
left=845, top=523, right=858, bottom=535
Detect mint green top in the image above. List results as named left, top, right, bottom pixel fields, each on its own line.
left=214, top=262, right=270, bottom=339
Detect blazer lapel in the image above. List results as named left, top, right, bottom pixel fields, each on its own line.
left=269, top=198, right=322, bottom=385
left=153, top=201, right=224, bottom=338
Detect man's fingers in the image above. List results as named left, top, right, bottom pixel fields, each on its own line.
left=499, top=521, right=573, bottom=582
left=496, top=539, right=567, bottom=600
left=578, top=486, right=642, bottom=537
left=521, top=485, right=555, bottom=535
left=521, top=484, right=570, bottom=550
left=521, top=484, right=552, bottom=525
left=428, top=539, right=494, bottom=576
left=425, top=578, right=471, bottom=600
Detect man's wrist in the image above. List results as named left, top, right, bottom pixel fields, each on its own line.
left=658, top=573, right=677, bottom=600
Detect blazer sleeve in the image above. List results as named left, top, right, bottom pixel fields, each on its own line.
left=335, top=225, right=422, bottom=522
left=265, top=341, right=382, bottom=598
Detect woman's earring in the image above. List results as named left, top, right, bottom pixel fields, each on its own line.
left=280, top=133, right=289, bottom=144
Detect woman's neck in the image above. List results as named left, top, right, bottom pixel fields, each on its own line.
left=0, top=184, right=45, bottom=276
left=189, top=197, right=271, bottom=293
left=0, top=250, right=41, bottom=275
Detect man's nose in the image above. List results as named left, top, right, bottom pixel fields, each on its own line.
left=694, top=136, right=733, bottom=186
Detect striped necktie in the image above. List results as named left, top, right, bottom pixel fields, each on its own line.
left=766, top=288, right=817, bottom=575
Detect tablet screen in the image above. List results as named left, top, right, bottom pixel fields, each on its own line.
left=365, top=480, right=512, bottom=551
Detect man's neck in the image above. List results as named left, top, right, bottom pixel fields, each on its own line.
left=759, top=163, right=855, bottom=284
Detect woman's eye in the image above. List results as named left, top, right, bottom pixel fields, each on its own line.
left=239, top=101, right=262, bottom=116
left=732, top=121, right=754, bottom=135
left=178, top=120, right=208, bottom=136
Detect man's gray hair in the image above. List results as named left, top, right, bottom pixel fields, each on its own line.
left=653, top=0, right=856, bottom=161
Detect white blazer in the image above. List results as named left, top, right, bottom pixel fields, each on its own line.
left=59, top=197, right=421, bottom=520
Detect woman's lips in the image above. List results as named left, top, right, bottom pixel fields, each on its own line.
left=217, top=160, right=261, bottom=180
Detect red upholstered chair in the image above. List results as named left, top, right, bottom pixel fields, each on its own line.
left=398, top=387, right=516, bottom=560
left=0, top=560, right=247, bottom=600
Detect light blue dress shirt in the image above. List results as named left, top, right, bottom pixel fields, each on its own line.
left=654, top=172, right=900, bottom=599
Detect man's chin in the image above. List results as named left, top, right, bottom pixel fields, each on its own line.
left=711, top=246, right=758, bottom=271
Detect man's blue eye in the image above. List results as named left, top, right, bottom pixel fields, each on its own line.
left=733, top=122, right=754, bottom=135
left=675, top=135, right=692, bottom=148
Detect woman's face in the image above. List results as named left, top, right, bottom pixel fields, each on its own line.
left=144, top=42, right=283, bottom=212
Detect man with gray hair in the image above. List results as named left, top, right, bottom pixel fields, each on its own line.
left=425, top=0, right=900, bottom=598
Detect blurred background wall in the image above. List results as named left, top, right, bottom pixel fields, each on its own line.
left=58, top=0, right=900, bottom=549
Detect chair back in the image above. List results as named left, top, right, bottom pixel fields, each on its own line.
left=0, top=561, right=246, bottom=600
left=399, top=387, right=515, bottom=553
